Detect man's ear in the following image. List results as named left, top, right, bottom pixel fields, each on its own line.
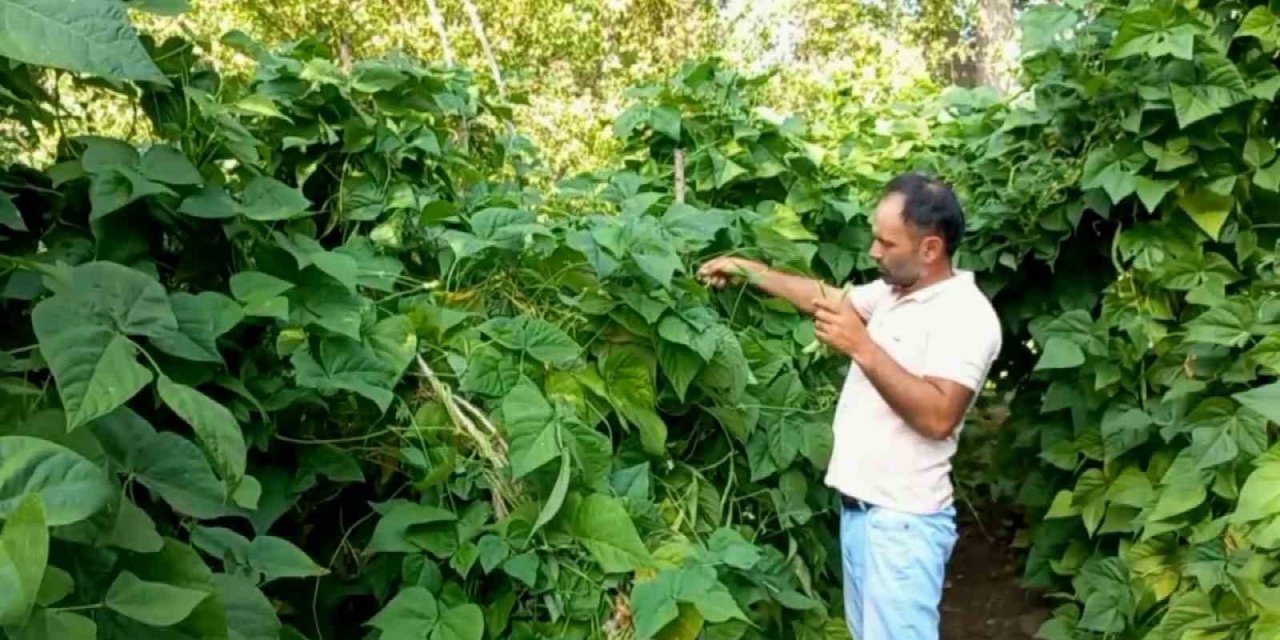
left=921, top=235, right=945, bottom=262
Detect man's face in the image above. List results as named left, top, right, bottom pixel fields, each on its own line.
left=868, top=193, right=930, bottom=288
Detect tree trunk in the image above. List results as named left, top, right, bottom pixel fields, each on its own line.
left=974, top=0, right=1017, bottom=92
left=460, top=0, right=507, bottom=101
left=424, top=0, right=455, bottom=66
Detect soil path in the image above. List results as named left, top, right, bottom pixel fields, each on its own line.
left=940, top=510, right=1053, bottom=640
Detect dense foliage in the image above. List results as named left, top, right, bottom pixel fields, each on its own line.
left=2, top=2, right=1280, bottom=640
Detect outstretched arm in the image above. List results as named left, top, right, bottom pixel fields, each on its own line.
left=697, top=256, right=850, bottom=316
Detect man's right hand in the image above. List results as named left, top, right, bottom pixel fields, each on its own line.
left=697, top=257, right=764, bottom=288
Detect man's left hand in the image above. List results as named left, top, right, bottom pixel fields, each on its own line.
left=813, top=297, right=870, bottom=359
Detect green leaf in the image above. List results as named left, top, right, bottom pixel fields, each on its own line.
left=706, top=528, right=760, bottom=570
left=92, top=409, right=229, bottom=519
left=1170, top=55, right=1250, bottom=129
left=157, top=376, right=247, bottom=491
left=1233, top=382, right=1280, bottom=424
left=600, top=345, right=667, bottom=455
left=36, top=566, right=73, bottom=607
left=0, top=436, right=112, bottom=526
left=32, top=261, right=176, bottom=430
left=152, top=292, right=241, bottom=363
left=368, top=586, right=439, bottom=640
left=141, top=145, right=201, bottom=185
left=288, top=270, right=365, bottom=339
left=459, top=346, right=520, bottom=396
left=430, top=604, right=484, bottom=640
left=247, top=536, right=328, bottom=582
left=1135, top=177, right=1177, bottom=211
left=1186, top=301, right=1254, bottom=346
left=0, top=494, right=48, bottom=626
left=531, top=450, right=571, bottom=536
left=366, top=500, right=456, bottom=554
left=367, top=315, right=418, bottom=378
left=480, top=315, right=580, bottom=366
left=569, top=494, right=652, bottom=572
left=1101, top=407, right=1153, bottom=462
left=89, top=166, right=175, bottom=219
left=103, top=496, right=163, bottom=553
left=657, top=342, right=702, bottom=402
left=240, top=176, right=310, bottom=220
left=1237, top=6, right=1280, bottom=51
left=477, top=535, right=510, bottom=574
left=179, top=185, right=237, bottom=219
left=502, top=552, right=538, bottom=588
left=292, top=338, right=396, bottom=412
left=230, top=271, right=293, bottom=320
left=0, top=0, right=169, bottom=84
left=1177, top=188, right=1232, bottom=240
left=1035, top=337, right=1085, bottom=370
left=708, top=148, right=747, bottom=189
left=0, top=192, right=27, bottom=232
left=104, top=570, right=210, bottom=627
left=1233, top=459, right=1280, bottom=523
left=11, top=610, right=96, bottom=640
left=213, top=573, right=282, bottom=640
left=126, top=0, right=189, bottom=15
left=191, top=526, right=249, bottom=569
left=650, top=106, right=681, bottom=140
left=1082, top=146, right=1144, bottom=203
left=501, top=381, right=561, bottom=478
left=1108, top=8, right=1195, bottom=60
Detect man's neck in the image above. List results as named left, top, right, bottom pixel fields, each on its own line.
left=895, top=265, right=955, bottom=296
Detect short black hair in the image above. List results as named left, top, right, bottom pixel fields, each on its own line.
left=883, top=172, right=965, bottom=257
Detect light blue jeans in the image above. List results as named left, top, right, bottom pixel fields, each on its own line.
left=840, top=500, right=958, bottom=640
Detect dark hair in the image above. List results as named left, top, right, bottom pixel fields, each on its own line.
left=883, top=172, right=965, bottom=256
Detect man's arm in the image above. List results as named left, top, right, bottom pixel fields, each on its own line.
left=847, top=342, right=974, bottom=441
left=697, top=256, right=849, bottom=316
left=812, top=297, right=976, bottom=440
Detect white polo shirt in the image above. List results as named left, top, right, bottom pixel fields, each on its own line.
left=825, top=270, right=1002, bottom=515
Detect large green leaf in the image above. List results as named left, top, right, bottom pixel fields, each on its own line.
left=1170, top=55, right=1250, bottom=130
left=92, top=409, right=229, bottom=519
left=600, top=345, right=667, bottom=455
left=430, top=604, right=484, bottom=640
left=0, top=436, right=112, bottom=526
left=0, top=0, right=168, bottom=84
left=365, top=500, right=457, bottom=554
left=1233, top=382, right=1280, bottom=424
left=245, top=536, right=328, bottom=583
left=0, top=495, right=48, bottom=627
left=292, top=337, right=397, bottom=412
left=1237, top=6, right=1280, bottom=51
left=105, top=570, right=210, bottom=627
left=0, top=192, right=27, bottom=232
left=480, top=315, right=580, bottom=366
left=230, top=271, right=293, bottom=320
left=569, top=494, right=653, bottom=572
left=501, top=381, right=561, bottom=478
left=213, top=573, right=282, bottom=640
left=12, top=610, right=96, bottom=640
left=288, top=270, right=365, bottom=339
left=152, top=292, right=242, bottom=363
left=240, top=176, right=311, bottom=220
left=1232, top=459, right=1280, bottom=524
left=157, top=376, right=247, bottom=492
left=32, top=261, right=176, bottom=430
left=368, top=586, right=439, bottom=640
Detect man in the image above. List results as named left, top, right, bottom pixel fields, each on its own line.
left=697, top=172, right=1002, bottom=640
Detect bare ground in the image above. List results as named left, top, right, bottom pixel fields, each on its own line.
left=940, top=509, right=1053, bottom=640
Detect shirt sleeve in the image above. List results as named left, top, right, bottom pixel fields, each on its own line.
left=846, top=279, right=890, bottom=320
left=921, top=306, right=1003, bottom=391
